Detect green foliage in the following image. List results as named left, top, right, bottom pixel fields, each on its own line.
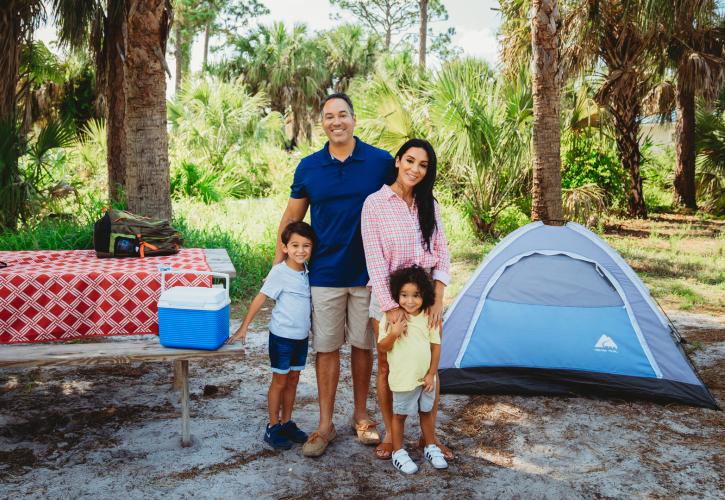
left=316, top=24, right=380, bottom=93
left=562, top=141, right=626, bottom=205
left=353, top=57, right=532, bottom=238
left=494, top=205, right=530, bottom=236
left=431, top=60, right=532, bottom=237
left=168, top=78, right=286, bottom=202
left=19, top=43, right=98, bottom=132
left=0, top=117, right=76, bottom=231
left=695, top=93, right=725, bottom=214
left=57, top=54, right=97, bottom=130
left=641, top=145, right=675, bottom=213
left=71, top=118, right=107, bottom=196
left=0, top=218, right=93, bottom=251
left=352, top=52, right=431, bottom=152
left=562, top=184, right=607, bottom=224
left=218, top=22, right=329, bottom=146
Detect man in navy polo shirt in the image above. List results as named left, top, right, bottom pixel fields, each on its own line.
left=273, top=93, right=394, bottom=457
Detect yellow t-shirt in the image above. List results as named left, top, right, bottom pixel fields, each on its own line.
left=379, top=312, right=441, bottom=392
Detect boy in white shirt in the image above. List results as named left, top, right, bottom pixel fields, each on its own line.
left=227, top=221, right=314, bottom=450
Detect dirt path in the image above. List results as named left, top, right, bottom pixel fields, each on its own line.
left=1, top=308, right=723, bottom=499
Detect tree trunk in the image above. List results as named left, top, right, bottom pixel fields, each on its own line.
left=384, top=28, right=392, bottom=51
left=673, top=73, right=697, bottom=210
left=419, top=0, right=428, bottom=71
left=0, top=3, right=20, bottom=122
left=125, top=0, right=172, bottom=220
left=174, top=20, right=183, bottom=95
left=0, top=4, right=21, bottom=231
left=104, top=0, right=129, bottom=205
left=203, top=22, right=210, bottom=69
left=530, top=0, right=563, bottom=223
left=611, top=94, right=647, bottom=218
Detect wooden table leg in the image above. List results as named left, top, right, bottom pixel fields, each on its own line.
left=179, top=359, right=191, bottom=447
left=172, top=360, right=183, bottom=390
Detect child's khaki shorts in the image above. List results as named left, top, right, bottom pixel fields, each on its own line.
left=311, top=286, right=375, bottom=352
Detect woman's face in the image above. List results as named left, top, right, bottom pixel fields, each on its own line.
left=395, top=147, right=429, bottom=190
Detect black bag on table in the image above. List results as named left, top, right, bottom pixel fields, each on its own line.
left=93, top=208, right=183, bottom=258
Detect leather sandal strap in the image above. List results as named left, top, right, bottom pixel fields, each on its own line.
left=355, top=421, right=378, bottom=431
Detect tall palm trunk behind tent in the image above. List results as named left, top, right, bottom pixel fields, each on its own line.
left=125, top=0, right=172, bottom=221
left=530, top=0, right=563, bottom=223
left=674, top=75, right=697, bottom=209
left=610, top=88, right=647, bottom=218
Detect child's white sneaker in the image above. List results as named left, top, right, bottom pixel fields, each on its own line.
left=392, top=448, right=419, bottom=475
left=424, top=444, right=449, bottom=469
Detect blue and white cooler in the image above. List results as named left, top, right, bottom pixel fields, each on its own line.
left=157, top=270, right=230, bottom=350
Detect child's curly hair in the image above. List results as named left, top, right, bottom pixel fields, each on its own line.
left=389, top=266, right=436, bottom=311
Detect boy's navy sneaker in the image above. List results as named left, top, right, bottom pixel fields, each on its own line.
left=280, top=420, right=308, bottom=444
left=264, top=423, right=292, bottom=450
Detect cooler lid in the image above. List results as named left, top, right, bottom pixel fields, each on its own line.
left=158, top=286, right=230, bottom=311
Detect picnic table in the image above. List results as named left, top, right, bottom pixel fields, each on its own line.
left=0, top=248, right=241, bottom=447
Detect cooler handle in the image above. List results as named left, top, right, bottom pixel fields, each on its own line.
left=160, top=270, right=230, bottom=300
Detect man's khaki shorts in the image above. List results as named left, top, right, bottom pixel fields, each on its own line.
left=368, top=289, right=383, bottom=322
left=311, top=286, right=375, bottom=352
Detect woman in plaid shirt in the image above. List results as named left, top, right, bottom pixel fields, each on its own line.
left=361, top=138, right=453, bottom=461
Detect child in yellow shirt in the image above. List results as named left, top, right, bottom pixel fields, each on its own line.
left=377, top=266, right=447, bottom=474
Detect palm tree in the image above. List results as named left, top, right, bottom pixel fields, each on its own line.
left=0, top=1, right=44, bottom=123
left=431, top=60, right=533, bottom=235
left=318, top=25, right=379, bottom=93
left=52, top=0, right=173, bottom=219
left=123, top=0, right=172, bottom=220
left=530, top=0, right=563, bottom=223
left=562, top=0, right=656, bottom=218
left=694, top=86, right=725, bottom=212
left=0, top=1, right=45, bottom=231
left=228, top=23, right=328, bottom=147
left=646, top=0, right=725, bottom=209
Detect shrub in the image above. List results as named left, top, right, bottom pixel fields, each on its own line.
left=167, top=77, right=286, bottom=203
left=562, top=140, right=626, bottom=207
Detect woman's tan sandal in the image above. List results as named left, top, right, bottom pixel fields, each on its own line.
left=375, top=441, right=394, bottom=460
left=302, top=426, right=337, bottom=457
left=350, top=417, right=381, bottom=445
left=418, top=436, right=454, bottom=461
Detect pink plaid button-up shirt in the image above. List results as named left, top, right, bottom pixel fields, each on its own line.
left=361, top=184, right=451, bottom=312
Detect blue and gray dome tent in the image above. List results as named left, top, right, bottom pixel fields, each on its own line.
left=439, top=221, right=718, bottom=409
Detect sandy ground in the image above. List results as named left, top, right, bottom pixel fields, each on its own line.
left=1, top=308, right=723, bottom=499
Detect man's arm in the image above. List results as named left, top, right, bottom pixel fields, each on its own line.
left=274, top=197, right=310, bottom=264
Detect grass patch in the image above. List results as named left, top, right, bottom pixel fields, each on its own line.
left=0, top=219, right=94, bottom=251
left=604, top=213, right=724, bottom=314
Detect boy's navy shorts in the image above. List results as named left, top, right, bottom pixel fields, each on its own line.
left=269, top=331, right=308, bottom=374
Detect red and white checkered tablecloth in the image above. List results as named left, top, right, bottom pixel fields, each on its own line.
left=0, top=249, right=212, bottom=344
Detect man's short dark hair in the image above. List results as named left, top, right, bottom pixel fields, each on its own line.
left=389, top=266, right=435, bottom=311
left=320, top=93, right=355, bottom=117
left=281, top=221, right=314, bottom=245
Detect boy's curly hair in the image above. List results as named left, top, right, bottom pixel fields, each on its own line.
left=389, top=266, right=435, bottom=311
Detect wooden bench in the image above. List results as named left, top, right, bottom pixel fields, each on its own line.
left=0, top=248, right=240, bottom=448
left=0, top=339, right=245, bottom=447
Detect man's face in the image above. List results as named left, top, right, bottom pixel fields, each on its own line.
left=321, top=98, right=355, bottom=146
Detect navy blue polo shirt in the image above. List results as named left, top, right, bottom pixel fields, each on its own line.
left=290, top=137, right=395, bottom=287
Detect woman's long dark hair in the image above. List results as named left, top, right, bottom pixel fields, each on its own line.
left=393, top=138, right=438, bottom=251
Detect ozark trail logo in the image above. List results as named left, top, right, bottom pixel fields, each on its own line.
left=595, top=334, right=618, bottom=352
